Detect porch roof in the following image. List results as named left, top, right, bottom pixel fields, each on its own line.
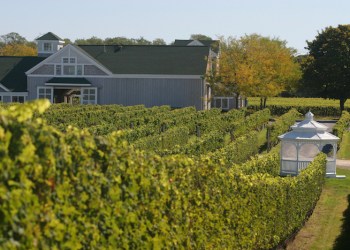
left=45, top=77, right=92, bottom=86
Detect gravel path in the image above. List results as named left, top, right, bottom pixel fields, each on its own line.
left=336, top=159, right=350, bottom=169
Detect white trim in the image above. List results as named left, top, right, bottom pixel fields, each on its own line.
left=28, top=74, right=203, bottom=79
left=0, top=83, right=10, bottom=92
left=37, top=87, right=53, bottom=103
left=45, top=83, right=91, bottom=87
left=0, top=92, right=28, bottom=97
left=26, top=44, right=113, bottom=76
left=81, top=87, right=98, bottom=104
left=36, top=39, right=65, bottom=43
left=109, top=74, right=203, bottom=79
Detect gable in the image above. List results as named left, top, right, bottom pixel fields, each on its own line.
left=188, top=40, right=205, bottom=46
left=36, top=32, right=63, bottom=41
left=27, top=44, right=111, bottom=76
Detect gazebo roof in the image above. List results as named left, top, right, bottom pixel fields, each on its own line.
left=278, top=111, right=339, bottom=142
left=291, top=111, right=328, bottom=132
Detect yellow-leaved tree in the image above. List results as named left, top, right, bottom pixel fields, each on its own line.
left=0, top=32, right=37, bottom=56
left=216, top=34, right=301, bottom=108
left=0, top=44, right=37, bottom=56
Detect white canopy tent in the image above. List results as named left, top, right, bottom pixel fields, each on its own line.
left=278, top=111, right=339, bottom=177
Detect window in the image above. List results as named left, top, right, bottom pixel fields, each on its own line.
left=38, top=87, right=53, bottom=103
left=63, top=65, right=75, bottom=75
left=77, top=65, right=83, bottom=75
left=55, top=65, right=62, bottom=75
left=59, top=57, right=82, bottom=76
left=44, top=43, right=52, bottom=51
left=12, top=96, right=25, bottom=103
left=81, top=88, right=97, bottom=104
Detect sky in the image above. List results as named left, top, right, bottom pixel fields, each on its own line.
left=1, top=0, right=349, bottom=54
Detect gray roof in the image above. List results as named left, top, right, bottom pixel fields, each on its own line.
left=0, top=57, right=45, bottom=91
left=36, top=32, right=63, bottom=41
left=78, top=45, right=210, bottom=75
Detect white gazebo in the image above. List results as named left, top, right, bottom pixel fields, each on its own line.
left=278, top=111, right=339, bottom=177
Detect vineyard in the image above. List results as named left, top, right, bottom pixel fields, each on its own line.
left=248, top=97, right=350, bottom=116
left=0, top=100, right=332, bottom=249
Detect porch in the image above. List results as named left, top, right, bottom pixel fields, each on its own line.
left=38, top=77, right=97, bottom=104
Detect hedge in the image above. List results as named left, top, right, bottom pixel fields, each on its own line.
left=333, top=110, right=350, bottom=146
left=0, top=100, right=326, bottom=249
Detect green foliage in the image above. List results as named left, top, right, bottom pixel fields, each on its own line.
left=268, top=108, right=302, bottom=148
left=333, top=111, right=350, bottom=146
left=248, top=97, right=350, bottom=116
left=302, top=24, right=350, bottom=110
left=0, top=101, right=327, bottom=249
left=234, top=145, right=281, bottom=176
left=216, top=34, right=301, bottom=99
left=75, top=36, right=164, bottom=46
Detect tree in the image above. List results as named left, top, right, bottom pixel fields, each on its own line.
left=152, top=38, right=166, bottom=45
left=302, top=24, right=350, bottom=111
left=0, top=44, right=36, bottom=56
left=0, top=32, right=27, bottom=44
left=190, top=34, right=212, bottom=40
left=216, top=34, right=301, bottom=108
left=75, top=36, right=104, bottom=45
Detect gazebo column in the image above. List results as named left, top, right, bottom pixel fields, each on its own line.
left=333, top=143, right=337, bottom=160
left=296, top=142, right=300, bottom=174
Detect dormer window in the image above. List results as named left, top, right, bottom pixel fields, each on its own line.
left=43, top=43, right=52, bottom=51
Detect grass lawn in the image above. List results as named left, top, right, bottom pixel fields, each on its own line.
left=337, top=131, right=350, bottom=160
left=286, top=168, right=350, bottom=250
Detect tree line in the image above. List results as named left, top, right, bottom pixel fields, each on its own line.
left=210, top=24, right=350, bottom=111
left=0, top=32, right=213, bottom=56
left=1, top=27, right=350, bottom=111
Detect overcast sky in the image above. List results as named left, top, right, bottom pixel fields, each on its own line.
left=1, top=0, right=349, bottom=54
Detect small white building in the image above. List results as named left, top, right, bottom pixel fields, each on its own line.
left=278, top=111, right=339, bottom=177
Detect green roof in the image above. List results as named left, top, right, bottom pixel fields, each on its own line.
left=0, top=57, right=45, bottom=91
left=46, top=77, right=91, bottom=85
left=78, top=45, right=210, bottom=75
left=36, top=32, right=62, bottom=41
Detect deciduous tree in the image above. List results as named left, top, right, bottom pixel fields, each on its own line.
left=302, top=24, right=350, bottom=111
left=0, top=32, right=27, bottom=44
left=216, top=34, right=301, bottom=108
left=0, top=44, right=36, bottom=56
left=190, top=34, right=212, bottom=40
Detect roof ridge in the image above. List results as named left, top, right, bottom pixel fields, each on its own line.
left=77, top=44, right=210, bottom=48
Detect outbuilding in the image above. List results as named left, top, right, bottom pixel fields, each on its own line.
left=278, top=111, right=339, bottom=177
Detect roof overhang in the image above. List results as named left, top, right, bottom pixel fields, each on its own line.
left=45, top=83, right=91, bottom=87
left=45, top=77, right=92, bottom=87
